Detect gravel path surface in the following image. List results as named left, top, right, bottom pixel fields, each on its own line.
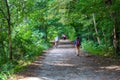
left=17, top=40, right=120, bottom=80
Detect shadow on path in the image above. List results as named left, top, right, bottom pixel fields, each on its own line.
left=16, top=40, right=120, bottom=80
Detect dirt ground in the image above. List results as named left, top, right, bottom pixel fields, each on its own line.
left=16, top=40, right=120, bottom=80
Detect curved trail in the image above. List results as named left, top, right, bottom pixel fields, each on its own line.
left=17, top=40, right=120, bottom=80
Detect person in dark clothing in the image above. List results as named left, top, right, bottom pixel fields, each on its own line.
left=74, top=37, right=81, bottom=56
left=62, top=34, right=66, bottom=40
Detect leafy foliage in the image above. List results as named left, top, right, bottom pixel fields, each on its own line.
left=0, top=0, right=120, bottom=79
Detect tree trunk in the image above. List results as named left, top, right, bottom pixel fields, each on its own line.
left=104, top=0, right=120, bottom=56
left=113, top=19, right=120, bottom=56
left=45, top=26, right=48, bottom=41
left=5, top=0, right=12, bottom=59
left=92, top=13, right=101, bottom=44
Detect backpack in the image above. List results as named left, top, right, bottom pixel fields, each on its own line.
left=76, top=40, right=80, bottom=46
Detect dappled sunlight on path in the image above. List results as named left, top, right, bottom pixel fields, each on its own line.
left=17, top=40, right=120, bottom=80
left=19, top=77, right=54, bottom=80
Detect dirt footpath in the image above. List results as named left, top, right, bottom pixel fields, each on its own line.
left=17, top=40, right=120, bottom=80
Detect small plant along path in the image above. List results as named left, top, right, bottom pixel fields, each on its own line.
left=16, top=40, right=120, bottom=80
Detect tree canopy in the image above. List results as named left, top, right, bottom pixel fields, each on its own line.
left=0, top=0, right=120, bottom=79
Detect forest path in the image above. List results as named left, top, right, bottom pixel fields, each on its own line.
left=16, top=40, right=120, bottom=80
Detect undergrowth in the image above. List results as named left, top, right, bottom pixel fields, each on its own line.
left=0, top=42, right=50, bottom=80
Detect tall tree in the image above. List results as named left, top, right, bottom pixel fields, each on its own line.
left=5, top=0, right=12, bottom=59
left=104, top=0, right=120, bottom=56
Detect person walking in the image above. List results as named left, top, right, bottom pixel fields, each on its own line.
left=74, top=37, right=81, bottom=56
left=54, top=36, right=59, bottom=48
left=62, top=34, right=66, bottom=40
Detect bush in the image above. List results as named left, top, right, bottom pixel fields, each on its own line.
left=81, top=40, right=105, bottom=55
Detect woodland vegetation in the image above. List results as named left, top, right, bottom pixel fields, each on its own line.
left=0, top=0, right=120, bottom=80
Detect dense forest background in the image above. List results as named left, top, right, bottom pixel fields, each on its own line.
left=0, top=0, right=120, bottom=79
